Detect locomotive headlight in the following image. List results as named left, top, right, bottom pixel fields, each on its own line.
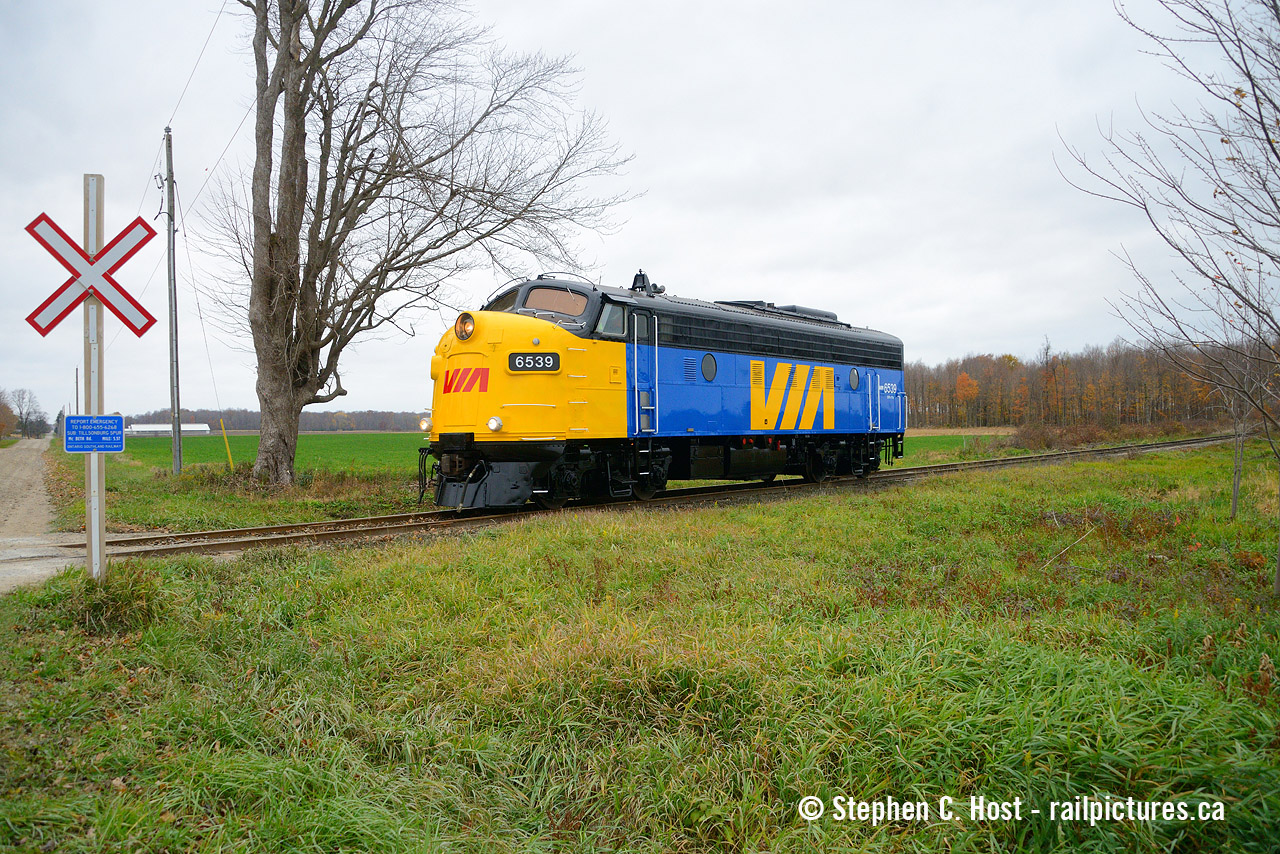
left=454, top=313, right=476, bottom=340
left=419, top=411, right=433, bottom=432
left=486, top=416, right=503, bottom=432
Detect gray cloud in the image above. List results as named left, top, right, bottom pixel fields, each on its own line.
left=0, top=0, right=1209, bottom=418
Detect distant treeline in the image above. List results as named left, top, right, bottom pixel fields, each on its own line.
left=907, top=340, right=1223, bottom=429
left=131, top=339, right=1226, bottom=434
left=127, top=408, right=424, bottom=432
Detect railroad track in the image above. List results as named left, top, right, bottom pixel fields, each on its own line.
left=69, top=434, right=1229, bottom=559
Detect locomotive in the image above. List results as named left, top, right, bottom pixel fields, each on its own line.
left=420, top=271, right=905, bottom=509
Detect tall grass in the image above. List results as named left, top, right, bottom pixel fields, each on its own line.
left=48, top=430, right=1023, bottom=534
left=45, top=433, right=430, bottom=532
left=7, top=446, right=1277, bottom=851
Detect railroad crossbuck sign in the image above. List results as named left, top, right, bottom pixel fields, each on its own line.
left=25, top=213, right=157, bottom=336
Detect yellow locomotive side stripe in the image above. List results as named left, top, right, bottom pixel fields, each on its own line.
left=750, top=361, right=792, bottom=430
left=751, top=359, right=839, bottom=432
left=799, top=366, right=836, bottom=430
left=779, top=365, right=811, bottom=430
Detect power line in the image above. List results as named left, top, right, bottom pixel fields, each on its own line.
left=187, top=102, right=254, bottom=210
left=136, top=136, right=165, bottom=217
left=168, top=0, right=230, bottom=126
left=176, top=183, right=225, bottom=414
left=107, top=102, right=252, bottom=353
left=129, top=4, right=229, bottom=228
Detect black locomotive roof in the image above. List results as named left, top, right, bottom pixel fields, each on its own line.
left=592, top=282, right=905, bottom=370
left=501, top=274, right=904, bottom=370
left=594, top=282, right=900, bottom=345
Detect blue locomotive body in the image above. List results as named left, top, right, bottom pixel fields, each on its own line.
left=628, top=345, right=906, bottom=439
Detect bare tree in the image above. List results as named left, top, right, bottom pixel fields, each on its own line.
left=23, top=407, right=50, bottom=440
left=1207, top=342, right=1266, bottom=518
left=1063, top=0, right=1280, bottom=594
left=223, top=0, right=626, bottom=483
left=9, top=389, right=40, bottom=439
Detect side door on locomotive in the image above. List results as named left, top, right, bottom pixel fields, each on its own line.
left=630, top=307, right=658, bottom=436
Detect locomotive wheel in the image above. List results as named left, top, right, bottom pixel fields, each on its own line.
left=802, top=451, right=832, bottom=483
left=532, top=492, right=568, bottom=510
left=760, top=473, right=777, bottom=483
left=632, top=484, right=659, bottom=501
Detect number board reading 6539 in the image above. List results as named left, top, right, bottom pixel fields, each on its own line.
left=508, top=352, right=560, bottom=372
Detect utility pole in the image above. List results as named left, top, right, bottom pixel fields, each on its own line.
left=165, top=127, right=182, bottom=474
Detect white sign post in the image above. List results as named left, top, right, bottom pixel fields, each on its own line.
left=26, top=175, right=156, bottom=581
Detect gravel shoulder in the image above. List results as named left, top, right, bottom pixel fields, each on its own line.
left=0, top=437, right=78, bottom=593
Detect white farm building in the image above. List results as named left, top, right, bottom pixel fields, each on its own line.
left=125, top=423, right=212, bottom=437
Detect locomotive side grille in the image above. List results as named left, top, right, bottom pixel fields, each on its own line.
left=683, top=358, right=697, bottom=382
left=659, top=312, right=903, bottom=370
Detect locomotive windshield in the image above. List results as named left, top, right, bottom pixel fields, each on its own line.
left=524, top=287, right=589, bottom=317
left=480, top=281, right=599, bottom=332
left=484, top=289, right=519, bottom=312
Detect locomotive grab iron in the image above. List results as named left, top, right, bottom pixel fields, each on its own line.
left=420, top=270, right=905, bottom=509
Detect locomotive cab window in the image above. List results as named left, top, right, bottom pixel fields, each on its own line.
left=594, top=301, right=626, bottom=338
left=631, top=310, right=654, bottom=343
left=524, top=287, right=589, bottom=317
left=484, top=288, right=520, bottom=312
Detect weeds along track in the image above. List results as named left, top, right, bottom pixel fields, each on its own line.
left=76, top=435, right=1229, bottom=559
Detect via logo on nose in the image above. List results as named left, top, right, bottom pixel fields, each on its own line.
left=442, top=367, right=489, bottom=394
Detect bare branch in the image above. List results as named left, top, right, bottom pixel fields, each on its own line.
left=216, top=0, right=628, bottom=483
left=1068, top=0, right=1280, bottom=593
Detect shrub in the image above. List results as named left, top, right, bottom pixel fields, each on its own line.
left=37, top=560, right=167, bottom=634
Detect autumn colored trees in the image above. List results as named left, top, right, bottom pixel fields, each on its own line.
left=905, top=340, right=1222, bottom=429
left=0, top=389, right=14, bottom=438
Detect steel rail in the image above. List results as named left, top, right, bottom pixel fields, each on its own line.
left=85, top=434, right=1230, bottom=559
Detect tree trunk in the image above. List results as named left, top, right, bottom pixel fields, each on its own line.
left=1275, top=464, right=1280, bottom=597
left=1231, top=428, right=1243, bottom=520
left=254, top=371, right=303, bottom=485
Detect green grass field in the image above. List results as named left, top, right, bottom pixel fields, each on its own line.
left=6, top=444, right=1278, bottom=851
left=46, top=433, right=430, bottom=532
left=121, top=432, right=427, bottom=476
left=44, top=431, right=1013, bottom=534
left=901, top=433, right=1012, bottom=464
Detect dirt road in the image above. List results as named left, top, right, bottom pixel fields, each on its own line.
left=0, top=437, right=76, bottom=593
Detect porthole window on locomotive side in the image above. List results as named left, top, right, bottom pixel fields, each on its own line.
left=849, top=368, right=860, bottom=390
left=701, top=353, right=717, bottom=381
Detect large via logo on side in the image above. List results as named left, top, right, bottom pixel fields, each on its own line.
left=442, top=367, right=489, bottom=394
left=750, top=361, right=835, bottom=430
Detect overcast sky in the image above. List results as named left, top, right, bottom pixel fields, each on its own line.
left=0, top=0, right=1204, bottom=420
